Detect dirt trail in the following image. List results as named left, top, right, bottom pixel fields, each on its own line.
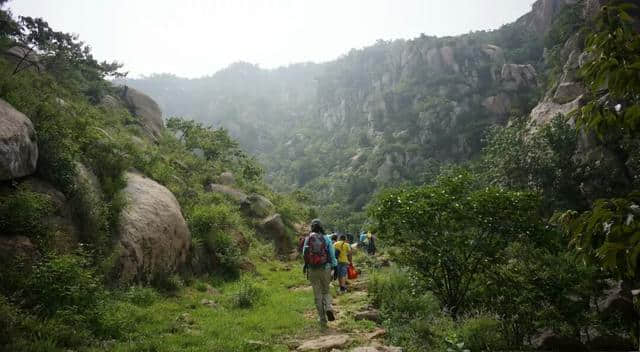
left=291, top=267, right=402, bottom=352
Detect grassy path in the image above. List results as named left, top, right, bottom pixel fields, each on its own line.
left=87, top=250, right=394, bottom=352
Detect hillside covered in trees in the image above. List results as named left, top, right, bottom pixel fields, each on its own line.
left=123, top=0, right=635, bottom=233
left=2, top=0, right=640, bottom=351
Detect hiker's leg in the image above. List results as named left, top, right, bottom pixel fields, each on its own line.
left=309, top=268, right=327, bottom=323
left=320, top=267, right=333, bottom=313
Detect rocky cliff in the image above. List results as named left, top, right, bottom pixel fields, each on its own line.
left=122, top=0, right=625, bottom=228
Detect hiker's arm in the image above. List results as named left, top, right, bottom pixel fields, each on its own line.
left=327, top=239, right=337, bottom=267
left=301, top=237, right=308, bottom=257
left=347, top=249, right=353, bottom=264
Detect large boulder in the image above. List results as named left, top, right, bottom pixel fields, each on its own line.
left=120, top=86, right=164, bottom=139
left=115, top=172, right=190, bottom=283
left=0, top=98, right=38, bottom=181
left=257, top=214, right=293, bottom=256
left=3, top=46, right=42, bottom=72
left=553, top=81, right=585, bottom=104
left=206, top=183, right=248, bottom=203
left=241, top=194, right=275, bottom=218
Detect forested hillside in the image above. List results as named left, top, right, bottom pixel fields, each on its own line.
left=123, top=0, right=626, bottom=232
left=2, top=0, right=640, bottom=350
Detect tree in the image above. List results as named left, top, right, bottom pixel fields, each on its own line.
left=369, top=169, right=544, bottom=317
left=578, top=3, right=640, bottom=136
left=556, top=3, right=640, bottom=280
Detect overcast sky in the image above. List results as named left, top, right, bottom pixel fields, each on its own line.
left=7, top=0, right=535, bottom=78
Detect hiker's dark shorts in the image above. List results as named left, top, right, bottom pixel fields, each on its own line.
left=337, top=263, right=349, bottom=278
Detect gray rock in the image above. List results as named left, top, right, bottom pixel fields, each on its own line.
left=206, top=184, right=248, bottom=203
left=501, top=64, right=537, bottom=91
left=241, top=194, right=275, bottom=218
left=598, top=281, right=635, bottom=321
left=532, top=329, right=587, bottom=351
left=482, top=94, right=512, bottom=116
left=529, top=96, right=582, bottom=127
left=217, top=172, right=235, bottom=185
left=0, top=98, right=38, bottom=181
left=553, top=82, right=585, bottom=104
left=257, top=214, right=293, bottom=256
left=0, top=235, right=39, bottom=266
left=3, top=46, right=42, bottom=72
left=20, top=178, right=79, bottom=252
left=297, top=334, right=351, bottom=351
left=355, top=309, right=381, bottom=323
left=115, top=172, right=191, bottom=283
left=120, top=86, right=164, bottom=139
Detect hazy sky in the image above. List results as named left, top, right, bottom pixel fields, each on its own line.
left=8, top=0, right=535, bottom=78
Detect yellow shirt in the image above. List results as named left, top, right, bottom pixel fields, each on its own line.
left=334, top=241, right=351, bottom=263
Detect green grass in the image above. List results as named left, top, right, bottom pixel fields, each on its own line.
left=87, top=258, right=316, bottom=352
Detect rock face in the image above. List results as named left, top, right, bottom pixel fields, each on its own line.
left=3, top=46, right=42, bottom=72
left=0, top=235, right=39, bottom=265
left=529, top=95, right=582, bottom=127
left=241, top=194, right=275, bottom=218
left=115, top=172, right=190, bottom=283
left=257, top=214, right=292, bottom=256
left=20, top=178, right=78, bottom=252
left=206, top=183, right=248, bottom=203
left=532, top=329, right=587, bottom=351
left=501, top=64, right=538, bottom=91
left=217, top=171, right=235, bottom=185
left=482, top=94, right=512, bottom=117
left=598, top=281, right=635, bottom=321
left=120, top=86, right=164, bottom=139
left=0, top=98, right=38, bottom=181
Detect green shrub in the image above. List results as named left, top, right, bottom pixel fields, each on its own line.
left=0, top=295, right=19, bottom=347
left=123, top=286, right=160, bottom=307
left=190, top=203, right=243, bottom=278
left=458, top=314, right=507, bottom=351
left=26, top=252, right=103, bottom=317
left=152, top=273, right=184, bottom=294
left=232, top=276, right=264, bottom=308
left=369, top=268, right=449, bottom=351
left=0, top=188, right=53, bottom=241
left=194, top=281, right=208, bottom=292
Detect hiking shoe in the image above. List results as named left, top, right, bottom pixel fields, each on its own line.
left=326, top=310, right=335, bottom=322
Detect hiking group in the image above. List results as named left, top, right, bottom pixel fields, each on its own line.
left=299, top=218, right=376, bottom=328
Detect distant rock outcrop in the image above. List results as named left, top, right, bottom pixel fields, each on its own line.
left=120, top=86, right=165, bottom=139
left=115, top=172, right=190, bottom=283
left=241, top=194, right=275, bottom=218
left=501, top=64, right=538, bottom=91
left=257, top=214, right=292, bottom=256
left=206, top=183, right=248, bottom=203
left=0, top=98, right=38, bottom=181
left=3, top=46, right=42, bottom=72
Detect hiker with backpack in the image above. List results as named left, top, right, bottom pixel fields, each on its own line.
left=302, top=219, right=338, bottom=328
left=334, top=234, right=352, bottom=293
